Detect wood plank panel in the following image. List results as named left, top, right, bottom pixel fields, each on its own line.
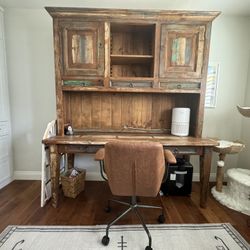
left=111, top=26, right=153, bottom=55
left=63, top=93, right=71, bottom=124
left=141, top=94, right=152, bottom=129
left=64, top=92, right=199, bottom=134
left=111, top=94, right=122, bottom=129
left=91, top=93, right=102, bottom=128
left=151, top=94, right=163, bottom=129
left=160, top=94, right=174, bottom=131
left=81, top=93, right=92, bottom=128
left=101, top=93, right=112, bottom=128
left=70, top=92, right=82, bottom=129
left=132, top=93, right=143, bottom=128
left=121, top=93, right=133, bottom=129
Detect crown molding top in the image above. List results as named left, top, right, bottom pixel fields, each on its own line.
left=45, top=7, right=220, bottom=22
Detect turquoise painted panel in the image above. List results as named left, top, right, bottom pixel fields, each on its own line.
left=185, top=38, right=192, bottom=65
left=171, top=37, right=193, bottom=66
left=171, top=38, right=179, bottom=63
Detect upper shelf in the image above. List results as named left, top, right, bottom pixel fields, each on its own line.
left=110, top=54, right=153, bottom=64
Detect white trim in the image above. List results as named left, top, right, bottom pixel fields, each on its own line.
left=14, top=171, right=41, bottom=180
left=13, top=170, right=217, bottom=182
left=85, top=172, right=105, bottom=181
left=192, top=172, right=217, bottom=182
left=0, top=175, right=13, bottom=189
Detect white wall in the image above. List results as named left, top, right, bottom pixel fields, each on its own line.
left=3, top=9, right=250, bottom=179
left=201, top=15, right=250, bottom=174
left=238, top=17, right=250, bottom=170
left=4, top=9, right=56, bottom=177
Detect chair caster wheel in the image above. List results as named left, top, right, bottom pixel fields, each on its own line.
left=102, top=235, right=110, bottom=246
left=104, top=206, right=111, bottom=213
left=145, top=246, right=152, bottom=250
left=158, top=214, right=165, bottom=223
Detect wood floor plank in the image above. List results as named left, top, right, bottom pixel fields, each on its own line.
left=0, top=180, right=249, bottom=243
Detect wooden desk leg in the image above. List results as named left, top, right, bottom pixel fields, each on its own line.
left=67, top=153, right=75, bottom=169
left=50, top=145, right=60, bottom=208
left=199, top=147, right=212, bottom=208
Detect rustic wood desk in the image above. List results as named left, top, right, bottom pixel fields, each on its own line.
left=43, top=134, right=217, bottom=208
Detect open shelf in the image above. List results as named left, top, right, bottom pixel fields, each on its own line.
left=110, top=23, right=155, bottom=78
left=110, top=54, right=153, bottom=64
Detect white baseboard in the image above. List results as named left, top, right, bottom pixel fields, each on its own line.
left=0, top=175, right=13, bottom=189
left=12, top=170, right=217, bottom=182
left=12, top=170, right=103, bottom=181
left=193, top=173, right=217, bottom=182
left=86, top=172, right=104, bottom=181
left=13, top=171, right=41, bottom=180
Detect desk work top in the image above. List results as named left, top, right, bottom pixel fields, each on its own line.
left=42, top=134, right=217, bottom=147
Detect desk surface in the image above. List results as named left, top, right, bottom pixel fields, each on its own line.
left=42, top=134, right=217, bottom=147
left=44, top=134, right=217, bottom=208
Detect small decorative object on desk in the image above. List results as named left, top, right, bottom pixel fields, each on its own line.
left=64, top=124, right=74, bottom=135
left=61, top=168, right=86, bottom=198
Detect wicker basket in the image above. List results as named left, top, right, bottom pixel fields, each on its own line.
left=61, top=169, right=86, bottom=198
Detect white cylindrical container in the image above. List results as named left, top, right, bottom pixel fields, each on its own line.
left=171, top=108, right=190, bottom=136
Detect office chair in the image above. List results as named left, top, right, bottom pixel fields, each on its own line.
left=95, top=141, right=176, bottom=250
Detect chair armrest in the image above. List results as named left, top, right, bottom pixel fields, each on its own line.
left=164, top=150, right=176, bottom=164
left=95, top=148, right=105, bottom=161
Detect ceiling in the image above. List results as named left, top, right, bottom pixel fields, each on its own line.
left=0, top=0, right=250, bottom=16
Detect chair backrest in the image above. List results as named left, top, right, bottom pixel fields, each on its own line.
left=104, top=141, right=165, bottom=197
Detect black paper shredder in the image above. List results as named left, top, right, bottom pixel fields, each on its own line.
left=161, top=158, right=193, bottom=196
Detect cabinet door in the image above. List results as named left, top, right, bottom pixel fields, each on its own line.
left=0, top=122, right=11, bottom=185
left=160, top=24, right=205, bottom=79
left=0, top=10, right=3, bottom=40
left=0, top=39, right=10, bottom=121
left=60, top=21, right=104, bottom=77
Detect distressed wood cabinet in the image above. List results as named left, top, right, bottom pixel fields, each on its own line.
left=46, top=7, right=219, bottom=138
left=45, top=7, right=220, bottom=208
left=59, top=21, right=104, bottom=77
left=159, top=24, right=206, bottom=79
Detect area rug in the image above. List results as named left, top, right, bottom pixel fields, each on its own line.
left=0, top=224, right=249, bottom=250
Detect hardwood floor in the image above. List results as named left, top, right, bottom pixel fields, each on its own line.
left=0, top=180, right=249, bottom=243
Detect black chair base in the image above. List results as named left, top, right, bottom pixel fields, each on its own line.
left=101, top=196, right=165, bottom=250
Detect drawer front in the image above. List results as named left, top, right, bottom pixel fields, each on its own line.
left=63, top=79, right=103, bottom=87
left=160, top=82, right=201, bottom=90
left=164, top=146, right=202, bottom=155
left=0, top=121, right=9, bottom=137
left=111, top=81, right=153, bottom=88
left=58, top=145, right=102, bottom=154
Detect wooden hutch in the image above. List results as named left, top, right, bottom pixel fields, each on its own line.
left=44, top=7, right=219, bottom=208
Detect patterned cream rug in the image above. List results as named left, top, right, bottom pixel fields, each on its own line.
left=0, top=224, right=249, bottom=250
